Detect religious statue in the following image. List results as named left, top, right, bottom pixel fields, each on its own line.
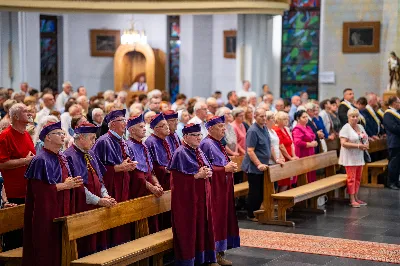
left=388, top=51, right=400, bottom=90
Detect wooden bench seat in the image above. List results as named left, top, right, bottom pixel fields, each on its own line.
left=55, top=192, right=172, bottom=266
left=271, top=174, right=347, bottom=202
left=234, top=182, right=249, bottom=197
left=0, top=204, right=25, bottom=266
left=0, top=247, right=23, bottom=265
left=362, top=138, right=388, bottom=188
left=362, top=159, right=388, bottom=188
left=255, top=151, right=346, bottom=227
left=71, top=229, right=172, bottom=266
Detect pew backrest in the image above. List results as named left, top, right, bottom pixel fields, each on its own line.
left=267, top=151, right=338, bottom=183
left=368, top=138, right=387, bottom=153
left=230, top=155, right=244, bottom=173
left=55, top=191, right=171, bottom=242
left=0, top=205, right=24, bottom=235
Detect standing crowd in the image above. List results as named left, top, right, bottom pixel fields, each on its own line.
left=0, top=80, right=398, bottom=265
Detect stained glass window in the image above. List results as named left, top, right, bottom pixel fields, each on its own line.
left=40, top=15, right=58, bottom=92
left=168, top=16, right=180, bottom=102
left=281, top=1, right=321, bottom=99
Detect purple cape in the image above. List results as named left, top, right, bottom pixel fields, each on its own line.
left=126, top=138, right=153, bottom=173
left=166, top=132, right=182, bottom=154
left=167, top=144, right=211, bottom=175
left=64, top=145, right=106, bottom=184
left=91, top=132, right=133, bottom=166
left=25, top=148, right=71, bottom=184
left=145, top=134, right=171, bottom=167
left=200, top=137, right=229, bottom=167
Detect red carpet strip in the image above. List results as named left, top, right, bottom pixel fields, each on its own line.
left=239, top=228, right=400, bottom=264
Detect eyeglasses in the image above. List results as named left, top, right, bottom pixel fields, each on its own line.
left=187, top=133, right=203, bottom=137
left=49, top=132, right=66, bottom=137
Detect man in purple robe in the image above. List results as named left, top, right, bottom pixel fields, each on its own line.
left=64, top=122, right=117, bottom=257
left=23, top=121, right=83, bottom=266
left=91, top=109, right=137, bottom=246
left=168, top=123, right=217, bottom=266
left=200, top=116, right=240, bottom=266
left=144, top=113, right=172, bottom=229
left=126, top=114, right=163, bottom=233
left=163, top=110, right=181, bottom=154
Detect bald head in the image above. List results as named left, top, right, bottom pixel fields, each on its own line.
left=43, top=93, right=55, bottom=109
left=291, top=96, right=301, bottom=107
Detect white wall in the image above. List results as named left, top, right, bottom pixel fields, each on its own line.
left=179, top=15, right=194, bottom=98
left=65, top=13, right=167, bottom=97
left=319, top=0, right=384, bottom=100
left=211, top=15, right=237, bottom=99
left=236, top=14, right=281, bottom=97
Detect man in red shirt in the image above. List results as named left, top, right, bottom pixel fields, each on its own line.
left=0, top=103, right=35, bottom=250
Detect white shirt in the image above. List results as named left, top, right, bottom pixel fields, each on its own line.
left=61, top=112, right=72, bottom=137
left=188, top=116, right=208, bottom=139
left=339, top=123, right=368, bottom=166
left=130, top=82, right=148, bottom=92
left=35, top=107, right=51, bottom=124
left=388, top=57, right=398, bottom=70
left=55, top=91, right=71, bottom=112
left=237, top=90, right=252, bottom=99
left=268, top=128, right=280, bottom=165
left=319, top=109, right=332, bottom=134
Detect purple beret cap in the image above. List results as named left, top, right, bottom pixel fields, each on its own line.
left=163, top=110, right=178, bottom=120
left=74, top=122, right=99, bottom=134
left=39, top=121, right=62, bottom=141
left=182, top=123, right=201, bottom=135
left=205, top=115, right=225, bottom=130
left=150, top=113, right=166, bottom=129
left=104, top=109, right=126, bottom=124
left=126, top=113, right=145, bottom=129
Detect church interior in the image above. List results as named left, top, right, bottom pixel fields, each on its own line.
left=1, top=0, right=400, bottom=265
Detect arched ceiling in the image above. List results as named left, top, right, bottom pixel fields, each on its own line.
left=0, top=0, right=289, bottom=15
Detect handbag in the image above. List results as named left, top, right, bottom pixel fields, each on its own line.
left=359, top=132, right=371, bottom=163
left=363, top=149, right=372, bottom=163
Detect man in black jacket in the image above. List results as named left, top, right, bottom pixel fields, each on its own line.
left=383, top=96, right=400, bottom=190
left=338, top=88, right=356, bottom=126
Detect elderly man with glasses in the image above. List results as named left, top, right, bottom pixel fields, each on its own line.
left=23, top=121, right=83, bottom=266
left=168, top=123, right=217, bottom=266
left=64, top=123, right=116, bottom=256
left=163, top=110, right=182, bottom=154
left=92, top=109, right=137, bottom=246
left=145, top=113, right=173, bottom=229
left=200, top=116, right=239, bottom=266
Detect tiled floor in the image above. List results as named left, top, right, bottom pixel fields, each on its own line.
left=225, top=187, right=400, bottom=265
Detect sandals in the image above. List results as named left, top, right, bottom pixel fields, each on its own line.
left=349, top=201, right=360, bottom=208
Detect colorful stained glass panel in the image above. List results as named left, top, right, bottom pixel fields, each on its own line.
left=291, top=0, right=320, bottom=8
left=40, top=19, right=56, bottom=33
left=282, top=29, right=319, bottom=47
left=282, top=64, right=318, bottom=82
left=282, top=47, right=319, bottom=65
left=281, top=84, right=318, bottom=99
left=283, top=11, right=320, bottom=29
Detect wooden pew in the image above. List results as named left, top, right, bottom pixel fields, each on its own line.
left=0, top=205, right=25, bottom=266
left=362, top=138, right=388, bottom=188
left=230, top=155, right=249, bottom=197
left=255, top=151, right=347, bottom=227
left=55, top=191, right=172, bottom=266
left=57, top=177, right=248, bottom=266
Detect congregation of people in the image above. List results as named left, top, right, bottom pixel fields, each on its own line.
left=0, top=80, right=399, bottom=266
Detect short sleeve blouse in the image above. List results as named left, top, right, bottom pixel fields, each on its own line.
left=338, top=123, right=368, bottom=166
left=268, top=128, right=280, bottom=164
